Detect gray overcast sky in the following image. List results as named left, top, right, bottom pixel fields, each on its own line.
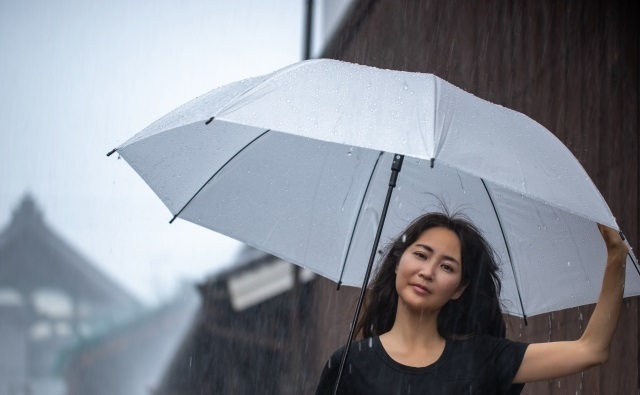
left=0, top=0, right=305, bottom=304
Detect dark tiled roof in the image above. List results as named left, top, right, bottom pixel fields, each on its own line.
left=0, top=194, right=140, bottom=308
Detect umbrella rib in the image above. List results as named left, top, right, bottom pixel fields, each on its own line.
left=336, top=151, right=384, bottom=289
left=481, top=179, right=528, bottom=324
left=169, top=128, right=272, bottom=224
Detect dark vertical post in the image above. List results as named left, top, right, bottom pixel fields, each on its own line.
left=304, top=0, right=314, bottom=60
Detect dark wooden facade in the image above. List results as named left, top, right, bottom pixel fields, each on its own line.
left=321, top=0, right=639, bottom=393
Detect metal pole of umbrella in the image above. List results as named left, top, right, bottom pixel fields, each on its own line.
left=332, top=154, right=404, bottom=395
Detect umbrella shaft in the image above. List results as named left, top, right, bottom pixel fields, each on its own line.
left=333, top=154, right=404, bottom=395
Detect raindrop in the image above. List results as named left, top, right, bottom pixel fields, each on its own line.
left=401, top=234, right=407, bottom=243
left=349, top=364, right=352, bottom=374
left=368, top=338, right=373, bottom=348
left=328, top=358, right=331, bottom=368
left=567, top=261, right=571, bottom=267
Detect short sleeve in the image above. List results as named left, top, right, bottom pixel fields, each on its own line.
left=485, top=336, right=529, bottom=394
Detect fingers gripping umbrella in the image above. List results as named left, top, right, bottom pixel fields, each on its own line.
left=108, top=59, right=639, bottom=390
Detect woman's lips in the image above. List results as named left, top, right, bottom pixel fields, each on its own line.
left=411, top=284, right=431, bottom=295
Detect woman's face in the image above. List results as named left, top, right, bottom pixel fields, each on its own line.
left=395, top=226, right=467, bottom=313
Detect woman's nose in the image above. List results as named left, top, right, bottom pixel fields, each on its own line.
left=418, top=262, right=435, bottom=281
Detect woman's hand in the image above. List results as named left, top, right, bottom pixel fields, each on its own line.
left=598, top=223, right=628, bottom=259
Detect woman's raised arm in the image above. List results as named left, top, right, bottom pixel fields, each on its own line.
left=513, top=224, right=628, bottom=384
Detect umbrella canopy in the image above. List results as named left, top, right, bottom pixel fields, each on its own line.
left=112, top=59, right=638, bottom=318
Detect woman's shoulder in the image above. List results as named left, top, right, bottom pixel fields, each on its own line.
left=450, top=333, right=527, bottom=346
left=316, top=337, right=384, bottom=395
left=447, top=333, right=529, bottom=364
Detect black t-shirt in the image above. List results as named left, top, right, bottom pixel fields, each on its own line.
left=315, top=334, right=529, bottom=395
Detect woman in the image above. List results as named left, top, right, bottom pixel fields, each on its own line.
left=315, top=212, right=628, bottom=394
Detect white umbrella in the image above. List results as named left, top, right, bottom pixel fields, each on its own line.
left=110, top=58, right=639, bottom=319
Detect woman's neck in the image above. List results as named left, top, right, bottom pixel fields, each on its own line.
left=384, top=301, right=443, bottom=348
left=378, top=301, right=446, bottom=367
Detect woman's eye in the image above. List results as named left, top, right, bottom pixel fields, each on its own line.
left=414, top=252, right=427, bottom=259
left=441, top=264, right=453, bottom=272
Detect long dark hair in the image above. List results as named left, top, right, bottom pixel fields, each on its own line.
left=355, top=212, right=506, bottom=339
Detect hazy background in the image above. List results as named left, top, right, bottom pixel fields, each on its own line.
left=0, top=0, right=312, bottom=304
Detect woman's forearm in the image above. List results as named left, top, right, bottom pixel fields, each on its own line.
left=579, top=225, right=628, bottom=362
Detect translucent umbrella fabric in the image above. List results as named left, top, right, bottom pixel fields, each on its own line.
left=115, top=59, right=638, bottom=318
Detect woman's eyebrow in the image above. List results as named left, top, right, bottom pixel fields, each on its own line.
left=414, top=243, right=461, bottom=266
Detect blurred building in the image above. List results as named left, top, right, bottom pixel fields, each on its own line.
left=62, top=288, right=198, bottom=395
left=0, top=195, right=140, bottom=395
left=154, top=245, right=358, bottom=395
left=154, top=246, right=312, bottom=394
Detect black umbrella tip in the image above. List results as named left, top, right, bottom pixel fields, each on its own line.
left=106, top=148, right=117, bottom=157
